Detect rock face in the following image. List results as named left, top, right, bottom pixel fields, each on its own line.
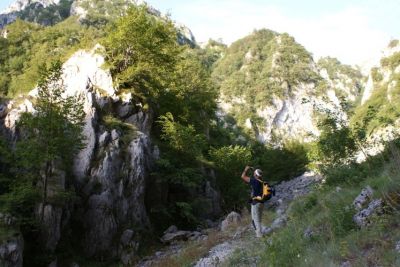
left=220, top=212, right=241, bottom=231
left=160, top=225, right=203, bottom=244
left=263, top=171, right=322, bottom=236
left=353, top=186, right=373, bottom=210
left=0, top=45, right=156, bottom=260
left=361, top=40, right=400, bottom=104
left=1, top=0, right=61, bottom=15
left=353, top=199, right=384, bottom=227
left=0, top=0, right=67, bottom=28
left=214, top=32, right=358, bottom=145
left=0, top=214, right=24, bottom=267
left=54, top=45, right=154, bottom=259
left=30, top=166, right=67, bottom=252
left=0, top=235, right=24, bottom=267
left=352, top=186, right=385, bottom=227
left=0, top=12, right=17, bottom=29
left=266, top=171, right=323, bottom=208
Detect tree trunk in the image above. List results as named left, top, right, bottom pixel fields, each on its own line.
left=40, top=160, right=52, bottom=222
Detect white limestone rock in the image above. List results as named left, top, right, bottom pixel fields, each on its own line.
left=353, top=198, right=383, bottom=227
left=0, top=234, right=24, bottom=267
left=1, top=0, right=61, bottom=15
left=353, top=186, right=373, bottom=210
left=220, top=211, right=241, bottom=231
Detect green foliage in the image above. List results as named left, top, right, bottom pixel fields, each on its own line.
left=159, top=112, right=206, bottom=158
left=317, top=117, right=357, bottom=165
left=102, top=115, right=137, bottom=144
left=0, top=17, right=104, bottom=97
left=16, top=61, right=85, bottom=169
left=350, top=50, right=400, bottom=135
left=371, top=67, right=383, bottom=82
left=161, top=49, right=218, bottom=129
left=209, top=145, right=252, bottom=211
left=5, top=62, right=84, bottom=224
left=212, top=29, right=279, bottom=105
left=104, top=4, right=180, bottom=103
left=0, top=63, right=85, bottom=264
left=102, top=4, right=220, bottom=230
left=317, top=56, right=363, bottom=99
left=149, top=113, right=209, bottom=229
left=318, top=57, right=362, bottom=81
left=351, top=73, right=400, bottom=135
left=259, top=146, right=400, bottom=266
left=388, top=39, right=399, bottom=48
left=211, top=30, right=320, bottom=139
left=77, top=0, right=137, bottom=27
left=271, top=33, right=319, bottom=87
left=252, top=141, right=309, bottom=182
left=381, top=52, right=400, bottom=70
left=193, top=39, right=226, bottom=72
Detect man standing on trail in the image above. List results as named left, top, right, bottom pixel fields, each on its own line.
left=241, top=165, right=264, bottom=238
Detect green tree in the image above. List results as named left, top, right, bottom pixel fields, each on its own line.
left=14, top=61, right=84, bottom=222
left=209, top=145, right=252, bottom=211
left=104, top=4, right=181, bottom=104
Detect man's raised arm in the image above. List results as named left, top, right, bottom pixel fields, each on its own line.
left=241, top=165, right=251, bottom=183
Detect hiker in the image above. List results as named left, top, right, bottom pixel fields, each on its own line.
left=241, top=165, right=265, bottom=238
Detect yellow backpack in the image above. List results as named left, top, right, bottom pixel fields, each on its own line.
left=252, top=178, right=274, bottom=202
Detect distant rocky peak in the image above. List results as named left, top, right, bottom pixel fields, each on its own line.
left=0, top=0, right=61, bottom=14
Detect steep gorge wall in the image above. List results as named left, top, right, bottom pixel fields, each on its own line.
left=213, top=32, right=362, bottom=145
left=0, top=45, right=157, bottom=263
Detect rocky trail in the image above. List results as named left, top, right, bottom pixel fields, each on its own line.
left=137, top=172, right=323, bottom=267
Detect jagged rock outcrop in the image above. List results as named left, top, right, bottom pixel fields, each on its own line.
left=266, top=171, right=323, bottom=208
left=1, top=0, right=61, bottom=14
left=53, top=45, right=155, bottom=259
left=0, top=12, right=17, bottom=29
left=34, top=166, right=67, bottom=252
left=353, top=186, right=373, bottom=210
left=353, top=199, right=384, bottom=227
left=220, top=211, right=241, bottom=231
left=361, top=40, right=400, bottom=104
left=214, top=31, right=359, bottom=144
left=0, top=214, right=24, bottom=267
left=352, top=186, right=384, bottom=227
left=0, top=235, right=24, bottom=267
left=0, top=0, right=71, bottom=28
left=1, top=44, right=156, bottom=261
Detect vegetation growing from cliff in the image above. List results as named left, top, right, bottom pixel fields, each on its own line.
left=317, top=56, right=363, bottom=101
left=212, top=30, right=319, bottom=106
left=209, top=30, right=325, bottom=142
left=0, top=17, right=104, bottom=97
left=1, top=61, right=84, bottom=213
left=17, top=0, right=73, bottom=26
left=102, top=5, right=311, bottom=233
left=351, top=52, right=400, bottom=134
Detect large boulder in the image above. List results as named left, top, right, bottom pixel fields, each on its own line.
left=353, top=198, right=384, bottom=227
left=160, top=231, right=190, bottom=244
left=266, top=171, right=322, bottom=208
left=0, top=214, right=24, bottom=267
left=0, top=235, right=24, bottom=267
left=221, top=212, right=241, bottom=231
left=353, top=186, right=373, bottom=210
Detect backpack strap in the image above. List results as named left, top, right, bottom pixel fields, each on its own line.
left=252, top=177, right=265, bottom=201
left=255, top=177, right=264, bottom=184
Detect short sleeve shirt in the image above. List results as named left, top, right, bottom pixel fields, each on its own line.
left=249, top=176, right=263, bottom=204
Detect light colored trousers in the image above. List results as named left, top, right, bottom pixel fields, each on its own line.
left=251, top=202, right=263, bottom=237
